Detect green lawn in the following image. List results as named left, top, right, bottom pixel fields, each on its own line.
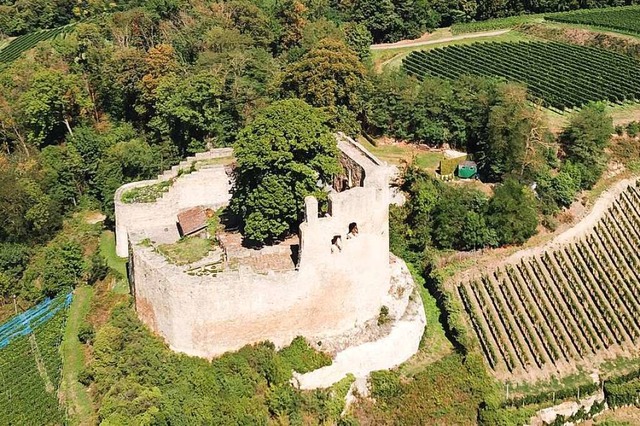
left=157, top=237, right=213, bottom=265
left=99, top=231, right=129, bottom=294
left=60, top=286, right=96, bottom=425
left=357, top=137, right=443, bottom=172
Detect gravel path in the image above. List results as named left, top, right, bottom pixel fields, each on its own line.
left=370, top=29, right=511, bottom=50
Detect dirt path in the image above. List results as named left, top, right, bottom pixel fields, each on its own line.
left=453, top=176, right=639, bottom=285
left=370, top=29, right=511, bottom=50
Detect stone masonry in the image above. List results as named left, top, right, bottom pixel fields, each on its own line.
left=115, top=135, right=425, bottom=384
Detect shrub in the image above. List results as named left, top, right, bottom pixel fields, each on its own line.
left=266, top=384, right=303, bottom=417
left=377, top=305, right=390, bottom=326
left=78, top=322, right=95, bottom=344
left=41, top=240, right=86, bottom=297
left=120, top=180, right=173, bottom=204
left=88, top=251, right=108, bottom=285
left=278, top=336, right=332, bottom=374
left=78, top=367, right=94, bottom=386
left=370, top=370, right=402, bottom=400
left=626, top=121, right=640, bottom=138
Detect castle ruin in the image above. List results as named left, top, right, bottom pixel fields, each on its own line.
left=114, top=134, right=425, bottom=387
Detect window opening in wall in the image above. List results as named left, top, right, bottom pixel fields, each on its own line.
left=331, top=235, right=342, bottom=253
left=290, top=244, right=300, bottom=269
left=347, top=222, right=358, bottom=239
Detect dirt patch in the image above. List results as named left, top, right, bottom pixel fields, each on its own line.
left=586, top=405, right=640, bottom=425
left=371, top=29, right=508, bottom=50
left=84, top=212, right=106, bottom=224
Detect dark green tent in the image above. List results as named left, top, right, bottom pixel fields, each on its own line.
left=457, top=161, right=477, bottom=179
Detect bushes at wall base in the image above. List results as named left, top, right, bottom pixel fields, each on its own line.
left=278, top=336, right=332, bottom=374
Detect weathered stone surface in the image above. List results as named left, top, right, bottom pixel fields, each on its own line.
left=114, top=136, right=424, bottom=369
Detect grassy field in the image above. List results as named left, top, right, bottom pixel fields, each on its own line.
left=545, top=102, right=640, bottom=133
left=505, top=369, right=595, bottom=399
left=157, top=237, right=213, bottom=265
left=99, top=231, right=129, bottom=294
left=357, top=137, right=442, bottom=172
left=60, top=286, right=95, bottom=425
left=451, top=14, right=545, bottom=34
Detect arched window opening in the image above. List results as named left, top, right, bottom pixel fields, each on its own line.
left=347, top=222, right=358, bottom=239
left=331, top=235, right=342, bottom=253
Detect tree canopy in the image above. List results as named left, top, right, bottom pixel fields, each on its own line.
left=230, top=99, right=340, bottom=244
left=282, top=38, right=369, bottom=112
left=560, top=102, right=613, bottom=189
left=487, top=178, right=538, bottom=245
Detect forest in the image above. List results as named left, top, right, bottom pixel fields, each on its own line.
left=2, top=0, right=640, bottom=41
left=0, top=0, right=637, bottom=424
left=0, top=0, right=615, bottom=301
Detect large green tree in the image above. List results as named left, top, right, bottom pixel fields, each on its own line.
left=230, top=99, right=340, bottom=244
left=19, top=69, right=93, bottom=147
left=487, top=178, right=538, bottom=245
left=282, top=38, right=369, bottom=112
left=475, top=83, right=546, bottom=181
left=150, top=71, right=226, bottom=154
left=560, top=102, right=613, bottom=189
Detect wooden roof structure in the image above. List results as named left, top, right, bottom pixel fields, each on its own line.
left=177, top=207, right=208, bottom=237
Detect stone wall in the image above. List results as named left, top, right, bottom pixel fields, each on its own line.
left=115, top=149, right=233, bottom=256
left=118, top=136, right=404, bottom=359
left=131, top=229, right=393, bottom=357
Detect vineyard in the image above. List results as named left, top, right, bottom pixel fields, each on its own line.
left=403, top=41, right=640, bottom=110
left=457, top=180, right=640, bottom=380
left=0, top=294, right=72, bottom=424
left=546, top=6, right=640, bottom=34
left=0, top=25, right=75, bottom=64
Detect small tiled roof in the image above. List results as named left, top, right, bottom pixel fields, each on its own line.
left=177, top=207, right=207, bottom=237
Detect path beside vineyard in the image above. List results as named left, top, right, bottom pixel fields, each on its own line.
left=60, top=286, right=95, bottom=425
left=370, top=29, right=511, bottom=50
left=453, top=176, right=639, bottom=285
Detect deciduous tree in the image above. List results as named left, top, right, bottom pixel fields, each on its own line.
left=560, top=102, right=613, bottom=189
left=487, top=178, right=538, bottom=245
left=282, top=38, right=368, bottom=111
left=230, top=99, right=340, bottom=244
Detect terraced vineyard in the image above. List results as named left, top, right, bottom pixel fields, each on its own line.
left=546, top=6, right=640, bottom=34
left=0, top=294, right=71, bottom=424
left=0, top=24, right=74, bottom=64
left=403, top=41, right=640, bottom=110
left=457, top=180, right=640, bottom=380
